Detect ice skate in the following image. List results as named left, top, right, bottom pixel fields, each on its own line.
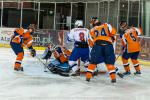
left=134, top=71, right=141, bottom=75
left=123, top=71, right=131, bottom=76
left=111, top=79, right=116, bottom=83
left=14, top=67, right=24, bottom=71
left=93, top=70, right=98, bottom=76
left=69, top=69, right=80, bottom=76
left=117, top=72, right=124, bottom=78
left=86, top=78, right=91, bottom=82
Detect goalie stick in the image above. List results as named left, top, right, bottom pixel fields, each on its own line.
left=35, top=56, right=48, bottom=70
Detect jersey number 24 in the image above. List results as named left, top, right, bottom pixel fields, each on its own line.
left=94, top=28, right=107, bottom=37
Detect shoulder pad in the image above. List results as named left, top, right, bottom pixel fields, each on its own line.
left=15, top=27, right=24, bottom=35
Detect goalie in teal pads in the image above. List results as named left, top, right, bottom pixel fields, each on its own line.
left=43, top=44, right=71, bottom=76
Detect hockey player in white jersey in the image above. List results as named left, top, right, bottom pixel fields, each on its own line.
left=68, top=20, right=90, bottom=76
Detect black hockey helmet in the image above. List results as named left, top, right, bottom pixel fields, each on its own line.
left=90, top=17, right=101, bottom=27
left=119, top=20, right=127, bottom=28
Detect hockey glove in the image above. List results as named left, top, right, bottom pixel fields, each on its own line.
left=29, top=46, right=36, bottom=57
left=31, top=49, right=36, bottom=57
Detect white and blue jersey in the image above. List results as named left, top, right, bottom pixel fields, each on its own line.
left=68, top=28, right=90, bottom=72
left=68, top=28, right=90, bottom=45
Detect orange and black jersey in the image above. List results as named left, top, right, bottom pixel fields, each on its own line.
left=11, top=27, right=24, bottom=44
left=11, top=28, right=34, bottom=49
left=122, top=27, right=142, bottom=53
left=53, top=47, right=71, bottom=63
left=89, top=23, right=116, bottom=44
left=22, top=31, right=33, bottom=48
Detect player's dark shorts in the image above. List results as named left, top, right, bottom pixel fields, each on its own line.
left=69, top=47, right=89, bottom=62
left=122, top=50, right=140, bottom=60
left=10, top=42, right=24, bottom=55
left=90, top=43, right=115, bottom=65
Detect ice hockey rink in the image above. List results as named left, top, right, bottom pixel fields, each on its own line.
left=0, top=48, right=150, bottom=100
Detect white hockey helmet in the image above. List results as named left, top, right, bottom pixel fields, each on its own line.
left=75, top=20, right=83, bottom=27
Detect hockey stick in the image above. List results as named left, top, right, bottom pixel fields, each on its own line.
left=48, top=40, right=59, bottom=51
left=35, top=56, right=53, bottom=72
left=35, top=56, right=48, bottom=69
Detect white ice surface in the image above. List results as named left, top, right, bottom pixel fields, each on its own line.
left=0, top=48, right=150, bottom=100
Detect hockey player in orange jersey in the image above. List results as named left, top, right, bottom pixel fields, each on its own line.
left=86, top=22, right=117, bottom=83
left=88, top=17, right=124, bottom=78
left=120, top=23, right=142, bottom=75
left=10, top=24, right=36, bottom=71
